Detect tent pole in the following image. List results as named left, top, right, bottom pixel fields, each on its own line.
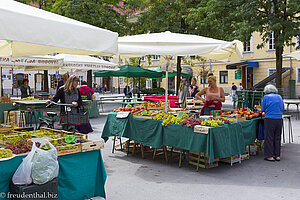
left=0, top=67, right=2, bottom=97
left=165, top=58, right=169, bottom=113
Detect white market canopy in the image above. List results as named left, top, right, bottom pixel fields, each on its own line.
left=284, top=51, right=300, bottom=60
left=24, top=54, right=118, bottom=72
left=0, top=0, right=118, bottom=57
left=118, top=31, right=243, bottom=62
left=0, top=56, right=63, bottom=69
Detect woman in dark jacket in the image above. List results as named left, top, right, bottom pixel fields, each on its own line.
left=48, top=75, right=83, bottom=112
left=20, top=79, right=33, bottom=98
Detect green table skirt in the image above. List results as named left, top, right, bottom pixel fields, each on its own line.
left=0, top=150, right=106, bottom=200
left=102, top=113, right=258, bottom=164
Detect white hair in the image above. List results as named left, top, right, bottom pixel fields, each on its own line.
left=264, top=84, right=278, bottom=94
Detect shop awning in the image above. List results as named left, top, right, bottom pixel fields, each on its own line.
left=226, top=60, right=259, bottom=69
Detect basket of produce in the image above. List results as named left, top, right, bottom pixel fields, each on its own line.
left=0, top=149, right=15, bottom=161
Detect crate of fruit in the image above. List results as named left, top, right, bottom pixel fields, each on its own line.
left=51, top=138, right=81, bottom=156
left=78, top=139, right=104, bottom=152
left=0, top=133, right=33, bottom=145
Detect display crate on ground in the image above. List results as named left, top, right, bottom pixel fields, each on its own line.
left=189, top=151, right=219, bottom=170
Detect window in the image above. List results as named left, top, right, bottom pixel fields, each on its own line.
left=268, top=68, right=276, bottom=83
left=268, top=32, right=275, bottom=50
left=243, top=36, right=252, bottom=52
left=220, top=71, right=228, bottom=84
left=152, top=55, right=159, bottom=61
left=297, top=68, right=300, bottom=84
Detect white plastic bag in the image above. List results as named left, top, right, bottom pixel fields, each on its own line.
left=12, top=141, right=37, bottom=185
left=31, top=138, right=59, bottom=185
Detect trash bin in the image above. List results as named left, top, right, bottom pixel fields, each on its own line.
left=289, top=80, right=295, bottom=99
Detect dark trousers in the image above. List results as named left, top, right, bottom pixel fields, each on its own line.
left=264, top=118, right=283, bottom=157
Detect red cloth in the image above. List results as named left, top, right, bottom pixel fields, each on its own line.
left=199, top=100, right=222, bottom=116
left=144, top=95, right=178, bottom=108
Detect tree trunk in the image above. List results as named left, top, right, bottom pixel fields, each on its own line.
left=176, top=56, right=182, bottom=96
left=275, top=46, right=283, bottom=96
left=87, top=70, right=92, bottom=89
left=43, top=70, right=49, bottom=93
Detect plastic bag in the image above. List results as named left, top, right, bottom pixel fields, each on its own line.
left=12, top=141, right=37, bottom=185
left=31, top=138, right=59, bottom=185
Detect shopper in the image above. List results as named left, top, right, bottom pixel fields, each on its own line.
left=231, top=83, right=237, bottom=101
left=196, top=75, right=225, bottom=115
left=57, top=73, right=68, bottom=91
left=20, top=79, right=33, bottom=98
left=189, top=77, right=199, bottom=98
left=238, top=83, right=243, bottom=91
left=178, top=79, right=189, bottom=108
left=261, top=84, right=284, bottom=162
left=79, top=81, right=95, bottom=100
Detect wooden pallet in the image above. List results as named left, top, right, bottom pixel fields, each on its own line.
left=189, top=151, right=219, bottom=170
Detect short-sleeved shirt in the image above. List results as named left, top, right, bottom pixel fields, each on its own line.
left=232, top=85, right=237, bottom=91
left=189, top=85, right=199, bottom=98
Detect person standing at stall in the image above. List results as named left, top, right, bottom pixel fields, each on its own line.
left=57, top=73, right=68, bottom=91
left=79, top=81, right=95, bottom=100
left=195, top=75, right=225, bottom=115
left=231, top=83, right=237, bottom=101
left=20, top=79, right=33, bottom=98
left=189, top=77, right=199, bottom=98
left=238, top=83, right=243, bottom=91
left=178, top=79, right=189, bottom=108
left=261, top=84, right=284, bottom=162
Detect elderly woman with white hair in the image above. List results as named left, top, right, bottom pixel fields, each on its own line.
left=261, top=84, right=284, bottom=162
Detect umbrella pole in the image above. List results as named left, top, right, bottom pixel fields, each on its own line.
left=165, top=63, right=169, bottom=113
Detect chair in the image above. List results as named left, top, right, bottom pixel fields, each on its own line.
left=237, top=90, right=249, bottom=109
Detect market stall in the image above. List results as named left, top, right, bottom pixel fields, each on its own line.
left=0, top=150, right=106, bottom=200
left=102, top=109, right=259, bottom=166
left=0, top=126, right=105, bottom=200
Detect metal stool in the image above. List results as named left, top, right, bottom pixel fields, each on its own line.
left=282, top=115, right=293, bottom=143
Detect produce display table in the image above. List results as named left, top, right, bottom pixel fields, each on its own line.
left=0, top=100, right=99, bottom=124
left=143, top=95, right=179, bottom=108
left=0, top=150, right=106, bottom=200
left=102, top=113, right=258, bottom=165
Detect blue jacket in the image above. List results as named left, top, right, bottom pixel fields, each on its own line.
left=261, top=94, right=284, bottom=119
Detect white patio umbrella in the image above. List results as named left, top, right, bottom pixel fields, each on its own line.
left=24, top=54, right=118, bottom=72
left=0, top=0, right=118, bottom=96
left=0, top=0, right=118, bottom=57
left=0, top=56, right=63, bottom=70
left=284, top=51, right=300, bottom=60
left=118, top=31, right=243, bottom=112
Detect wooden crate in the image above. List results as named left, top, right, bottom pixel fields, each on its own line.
left=189, top=151, right=219, bottom=169
left=220, top=153, right=249, bottom=166
left=51, top=138, right=81, bottom=156
left=4, top=111, right=26, bottom=125
left=79, top=139, right=104, bottom=152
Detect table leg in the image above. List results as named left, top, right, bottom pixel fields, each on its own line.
left=289, top=117, right=294, bottom=143
left=127, top=139, right=131, bottom=156
left=297, top=104, right=299, bottom=120
left=112, top=136, right=116, bottom=153
left=179, top=150, right=183, bottom=168
left=282, top=119, right=285, bottom=143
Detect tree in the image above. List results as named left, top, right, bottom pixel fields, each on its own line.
left=215, top=0, right=300, bottom=91
left=127, top=0, right=243, bottom=94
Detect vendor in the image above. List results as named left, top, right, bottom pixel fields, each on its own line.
left=261, top=84, right=284, bottom=162
left=189, top=77, right=199, bottom=98
left=195, top=75, right=225, bottom=115
left=178, top=79, right=189, bottom=108
left=20, top=79, right=33, bottom=98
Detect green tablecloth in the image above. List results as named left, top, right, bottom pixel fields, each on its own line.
left=102, top=113, right=258, bottom=164
left=0, top=103, right=14, bottom=123
left=0, top=150, right=106, bottom=200
left=89, top=100, right=100, bottom=118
